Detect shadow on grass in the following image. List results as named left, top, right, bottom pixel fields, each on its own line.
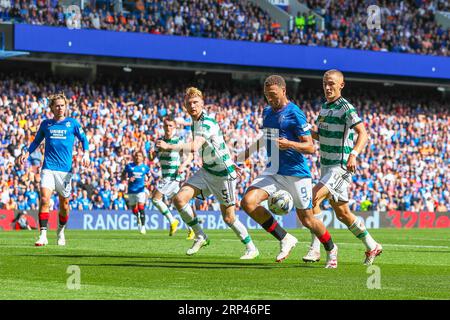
left=75, top=260, right=322, bottom=270
left=10, top=253, right=326, bottom=268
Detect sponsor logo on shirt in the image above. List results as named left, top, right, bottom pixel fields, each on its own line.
left=50, top=129, right=67, bottom=139
left=318, top=122, right=329, bottom=130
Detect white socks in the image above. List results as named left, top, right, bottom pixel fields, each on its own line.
left=153, top=198, right=175, bottom=223
left=348, top=218, right=377, bottom=251
left=178, top=203, right=206, bottom=238
left=40, top=229, right=48, bottom=238
left=227, top=219, right=256, bottom=251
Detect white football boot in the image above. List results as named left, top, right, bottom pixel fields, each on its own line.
left=240, top=248, right=260, bottom=260
left=186, top=236, right=210, bottom=256
left=276, top=233, right=298, bottom=262
left=302, top=246, right=321, bottom=263
left=35, top=232, right=48, bottom=247
left=325, top=244, right=338, bottom=269
left=364, top=243, right=383, bottom=266
left=57, top=225, right=66, bottom=246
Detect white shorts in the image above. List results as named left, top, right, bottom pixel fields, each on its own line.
left=127, top=192, right=147, bottom=207
left=156, top=178, right=180, bottom=199
left=250, top=172, right=312, bottom=210
left=320, top=166, right=352, bottom=202
left=41, top=169, right=73, bottom=198
left=186, top=168, right=236, bottom=207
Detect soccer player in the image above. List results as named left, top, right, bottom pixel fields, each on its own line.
left=151, top=116, right=194, bottom=237
left=121, top=151, right=151, bottom=234
left=302, top=69, right=382, bottom=266
left=16, top=93, right=90, bottom=246
left=156, top=87, right=259, bottom=259
left=240, top=75, right=338, bottom=268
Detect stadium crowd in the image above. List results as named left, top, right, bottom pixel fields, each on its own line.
left=0, top=72, right=449, bottom=214
left=0, top=0, right=448, bottom=56
left=300, top=0, right=449, bottom=56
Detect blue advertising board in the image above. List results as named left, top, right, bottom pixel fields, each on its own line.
left=14, top=24, right=450, bottom=80
left=66, top=210, right=298, bottom=230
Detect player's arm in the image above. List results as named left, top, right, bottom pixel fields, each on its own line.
left=277, top=110, right=314, bottom=154
left=345, top=107, right=367, bottom=173
left=178, top=150, right=194, bottom=174
left=156, top=136, right=206, bottom=153
left=346, top=122, right=368, bottom=173
left=310, top=130, right=319, bottom=141
left=74, top=121, right=90, bottom=167
left=17, top=121, right=45, bottom=165
left=148, top=148, right=156, bottom=161
left=145, top=166, right=152, bottom=189
left=277, top=134, right=315, bottom=154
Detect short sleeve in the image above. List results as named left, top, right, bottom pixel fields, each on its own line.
left=193, top=121, right=213, bottom=139
left=293, top=109, right=312, bottom=137
left=345, top=106, right=362, bottom=128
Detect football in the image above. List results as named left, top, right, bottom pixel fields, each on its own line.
left=268, top=190, right=294, bottom=215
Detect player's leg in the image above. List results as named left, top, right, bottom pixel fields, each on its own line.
left=214, top=177, right=258, bottom=259
left=303, top=182, right=330, bottom=262
left=241, top=176, right=297, bottom=262
left=296, top=207, right=338, bottom=268
left=137, top=194, right=147, bottom=234
left=127, top=194, right=141, bottom=231
left=286, top=176, right=337, bottom=268
left=322, top=165, right=381, bottom=264
left=172, top=175, right=209, bottom=255
left=35, top=187, right=52, bottom=246
left=220, top=204, right=259, bottom=259
left=35, top=169, right=55, bottom=246
left=330, top=200, right=382, bottom=265
left=55, top=171, right=73, bottom=245
left=152, top=184, right=179, bottom=236
left=136, top=202, right=147, bottom=234
left=56, top=194, right=70, bottom=245
left=303, top=165, right=344, bottom=262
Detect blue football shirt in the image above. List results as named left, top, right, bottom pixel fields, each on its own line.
left=262, top=102, right=312, bottom=178
left=124, top=163, right=150, bottom=194
left=28, top=117, right=89, bottom=172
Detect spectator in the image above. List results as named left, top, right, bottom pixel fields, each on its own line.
left=295, top=12, right=305, bottom=31
left=0, top=71, right=448, bottom=212
left=12, top=211, right=33, bottom=230
left=2, top=0, right=446, bottom=55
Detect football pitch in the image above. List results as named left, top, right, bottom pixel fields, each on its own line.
left=0, top=228, right=449, bottom=300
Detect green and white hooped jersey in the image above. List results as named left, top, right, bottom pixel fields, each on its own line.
left=158, top=136, right=182, bottom=180
left=317, top=97, right=362, bottom=167
left=192, top=112, right=236, bottom=179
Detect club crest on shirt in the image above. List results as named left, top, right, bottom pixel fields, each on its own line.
left=66, top=121, right=71, bottom=128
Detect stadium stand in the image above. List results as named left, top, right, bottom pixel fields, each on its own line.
left=0, top=0, right=447, bottom=55
left=0, top=69, right=448, bottom=213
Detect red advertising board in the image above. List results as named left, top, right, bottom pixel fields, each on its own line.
left=0, top=210, right=57, bottom=231
left=386, top=211, right=450, bottom=229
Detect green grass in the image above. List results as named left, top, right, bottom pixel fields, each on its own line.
left=0, top=228, right=449, bottom=300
